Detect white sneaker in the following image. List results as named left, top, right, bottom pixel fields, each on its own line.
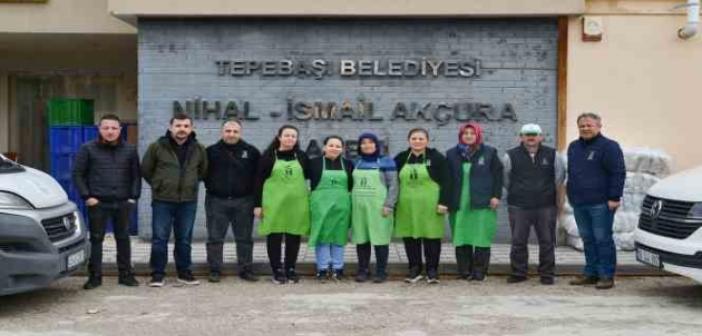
left=149, top=275, right=165, bottom=288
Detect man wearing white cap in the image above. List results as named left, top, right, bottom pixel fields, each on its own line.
left=502, top=123, right=565, bottom=285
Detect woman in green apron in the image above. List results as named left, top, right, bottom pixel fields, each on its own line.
left=446, top=122, right=504, bottom=281
left=309, top=136, right=353, bottom=282
left=394, top=128, right=451, bottom=284
left=254, top=125, right=310, bottom=284
left=352, top=132, right=398, bottom=283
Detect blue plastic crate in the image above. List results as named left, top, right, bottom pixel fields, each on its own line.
left=82, top=126, right=99, bottom=143
left=49, top=126, right=85, bottom=155
left=49, top=153, right=76, bottom=182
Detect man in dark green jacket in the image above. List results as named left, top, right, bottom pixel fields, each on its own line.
left=142, top=113, right=208, bottom=287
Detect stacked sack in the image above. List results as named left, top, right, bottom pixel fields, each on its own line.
left=558, top=148, right=673, bottom=251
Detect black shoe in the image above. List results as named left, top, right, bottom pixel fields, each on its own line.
left=239, top=269, right=259, bottom=282
left=177, top=271, right=200, bottom=286
left=426, top=269, right=440, bottom=284
left=595, top=278, right=615, bottom=290
left=373, top=273, right=387, bottom=284
left=286, top=268, right=299, bottom=284
left=506, top=275, right=528, bottom=284
left=316, top=269, right=329, bottom=283
left=427, top=275, right=440, bottom=285
left=208, top=272, right=221, bottom=283
left=569, top=275, right=599, bottom=286
left=355, top=269, right=369, bottom=283
left=471, top=272, right=486, bottom=281
left=332, top=269, right=344, bottom=282
left=404, top=269, right=424, bottom=284
left=83, top=276, right=102, bottom=290
left=149, top=274, right=166, bottom=288
left=456, top=273, right=472, bottom=280
left=540, top=276, right=555, bottom=285
left=272, top=269, right=287, bottom=285
left=118, top=273, right=139, bottom=287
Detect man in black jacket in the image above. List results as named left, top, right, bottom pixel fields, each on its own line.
left=204, top=119, right=261, bottom=283
left=72, top=114, right=141, bottom=289
left=503, top=124, right=565, bottom=285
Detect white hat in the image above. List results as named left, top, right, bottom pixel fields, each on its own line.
left=520, top=123, right=542, bottom=135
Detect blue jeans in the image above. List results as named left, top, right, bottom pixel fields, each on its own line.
left=150, top=200, right=197, bottom=276
left=573, top=203, right=617, bottom=278
left=315, top=244, right=345, bottom=271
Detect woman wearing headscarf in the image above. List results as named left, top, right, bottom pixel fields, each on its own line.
left=308, top=136, right=353, bottom=282
left=446, top=122, right=504, bottom=281
left=394, top=128, right=451, bottom=284
left=351, top=132, right=398, bottom=283
left=254, top=125, right=310, bottom=284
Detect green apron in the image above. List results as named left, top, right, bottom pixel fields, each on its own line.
left=309, top=158, right=351, bottom=246
left=351, top=165, right=393, bottom=245
left=449, top=162, right=497, bottom=247
left=394, top=153, right=445, bottom=239
left=258, top=153, right=310, bottom=236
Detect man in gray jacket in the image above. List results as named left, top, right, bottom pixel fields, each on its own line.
left=73, top=114, right=141, bottom=289
left=503, top=124, right=565, bottom=285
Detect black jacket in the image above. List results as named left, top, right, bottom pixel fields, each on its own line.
left=506, top=144, right=557, bottom=208
left=253, top=149, right=310, bottom=207
left=394, top=148, right=451, bottom=207
left=205, top=140, right=261, bottom=199
left=446, top=144, right=503, bottom=211
left=72, top=139, right=141, bottom=202
left=309, top=156, right=354, bottom=191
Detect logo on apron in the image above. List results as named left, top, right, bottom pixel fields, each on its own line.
left=587, top=151, right=596, bottom=161
left=284, top=166, right=294, bottom=178
left=410, top=168, right=419, bottom=180
left=330, top=178, right=338, bottom=186
left=360, top=177, right=369, bottom=188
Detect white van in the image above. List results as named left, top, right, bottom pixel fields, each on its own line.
left=634, top=166, right=702, bottom=283
left=0, top=154, right=89, bottom=295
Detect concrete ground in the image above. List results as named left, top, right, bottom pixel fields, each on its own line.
left=1, top=276, right=700, bottom=336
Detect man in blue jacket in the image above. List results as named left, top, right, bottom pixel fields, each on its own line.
left=567, top=113, right=626, bottom=290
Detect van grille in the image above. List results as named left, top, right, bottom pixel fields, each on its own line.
left=41, top=213, right=77, bottom=242
left=638, top=196, right=702, bottom=239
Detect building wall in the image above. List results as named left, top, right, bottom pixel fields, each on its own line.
left=0, top=73, right=8, bottom=153
left=0, top=0, right=134, bottom=34
left=109, top=0, right=584, bottom=19
left=138, top=18, right=560, bottom=240
left=567, top=0, right=702, bottom=171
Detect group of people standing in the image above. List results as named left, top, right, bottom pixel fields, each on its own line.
left=72, top=111, right=625, bottom=290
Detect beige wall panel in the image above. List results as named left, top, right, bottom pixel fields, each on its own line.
left=108, top=0, right=584, bottom=18
left=567, top=14, right=702, bottom=171
left=0, top=0, right=134, bottom=33
left=0, top=73, right=8, bottom=153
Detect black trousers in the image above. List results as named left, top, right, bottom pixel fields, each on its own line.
left=205, top=195, right=255, bottom=273
left=455, top=245, right=491, bottom=277
left=87, top=200, right=134, bottom=276
left=266, top=233, right=301, bottom=271
left=356, top=243, right=389, bottom=276
left=403, top=238, right=441, bottom=276
left=508, top=206, right=557, bottom=278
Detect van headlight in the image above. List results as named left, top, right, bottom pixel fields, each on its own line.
left=72, top=211, right=83, bottom=235
left=0, top=191, right=33, bottom=209
left=689, top=203, right=702, bottom=219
